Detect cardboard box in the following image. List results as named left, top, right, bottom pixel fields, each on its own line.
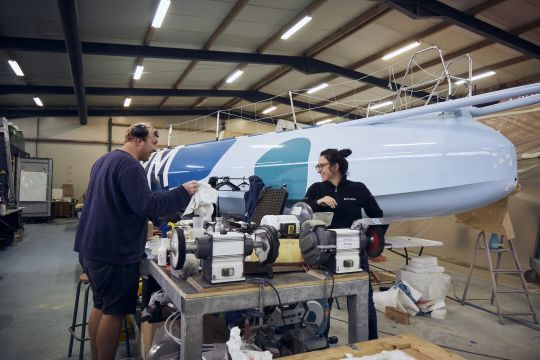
left=52, top=201, right=75, bottom=218
left=141, top=319, right=180, bottom=360
left=52, top=188, right=63, bottom=201
left=140, top=314, right=228, bottom=360
left=62, top=184, right=74, bottom=198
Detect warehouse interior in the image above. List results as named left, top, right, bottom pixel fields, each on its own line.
left=0, top=0, right=539, bottom=359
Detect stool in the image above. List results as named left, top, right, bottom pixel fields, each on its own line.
left=68, top=273, right=131, bottom=359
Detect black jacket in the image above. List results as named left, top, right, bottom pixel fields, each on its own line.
left=75, top=150, right=192, bottom=264
left=304, top=178, right=383, bottom=229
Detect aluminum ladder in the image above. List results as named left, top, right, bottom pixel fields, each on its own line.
left=461, top=231, right=538, bottom=325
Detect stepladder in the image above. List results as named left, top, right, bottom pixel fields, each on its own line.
left=461, top=231, right=538, bottom=325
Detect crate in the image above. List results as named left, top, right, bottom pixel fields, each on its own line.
left=52, top=201, right=75, bottom=218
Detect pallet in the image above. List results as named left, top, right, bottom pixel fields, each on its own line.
left=281, top=333, right=465, bottom=360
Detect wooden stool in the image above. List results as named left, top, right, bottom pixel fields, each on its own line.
left=67, top=273, right=131, bottom=359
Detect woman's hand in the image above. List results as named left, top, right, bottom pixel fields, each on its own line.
left=317, top=196, right=337, bottom=208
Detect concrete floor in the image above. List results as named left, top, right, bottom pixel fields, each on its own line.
left=0, top=219, right=538, bottom=359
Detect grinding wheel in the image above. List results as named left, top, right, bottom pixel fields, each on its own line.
left=170, top=228, right=186, bottom=270
left=366, top=226, right=385, bottom=258
left=253, top=225, right=280, bottom=265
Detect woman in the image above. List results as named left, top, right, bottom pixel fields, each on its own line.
left=304, top=148, right=384, bottom=340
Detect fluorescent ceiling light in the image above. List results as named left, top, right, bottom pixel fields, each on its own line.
left=8, top=60, right=24, bottom=76
left=455, top=70, right=496, bottom=85
left=369, top=100, right=393, bottom=110
left=226, top=69, right=243, bottom=83
left=151, top=0, right=171, bottom=28
left=316, top=118, right=333, bottom=125
left=382, top=41, right=421, bottom=60
left=262, top=106, right=277, bottom=114
left=281, top=16, right=312, bottom=40
left=307, top=83, right=328, bottom=94
left=33, top=97, right=43, bottom=107
left=123, top=98, right=132, bottom=107
left=133, top=65, right=144, bottom=80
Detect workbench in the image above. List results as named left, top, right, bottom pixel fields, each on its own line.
left=282, top=333, right=465, bottom=359
left=385, top=236, right=443, bottom=265
left=0, top=207, right=23, bottom=248
left=142, top=259, right=369, bottom=360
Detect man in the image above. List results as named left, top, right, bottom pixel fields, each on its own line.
left=74, top=123, right=198, bottom=360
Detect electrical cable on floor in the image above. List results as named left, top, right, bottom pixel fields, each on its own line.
left=448, top=280, right=540, bottom=332
left=446, top=295, right=540, bottom=332
left=246, top=277, right=286, bottom=328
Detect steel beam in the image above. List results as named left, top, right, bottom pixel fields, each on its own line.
left=56, top=0, right=87, bottom=125
left=0, top=107, right=272, bottom=123
left=0, top=85, right=348, bottom=118
left=386, top=0, right=540, bottom=60
left=1, top=107, right=221, bottom=118
left=0, top=36, right=425, bottom=94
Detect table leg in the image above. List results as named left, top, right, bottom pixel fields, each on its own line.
left=180, top=312, right=203, bottom=360
left=346, top=290, right=369, bottom=343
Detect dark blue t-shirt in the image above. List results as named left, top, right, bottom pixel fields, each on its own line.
left=74, top=150, right=192, bottom=264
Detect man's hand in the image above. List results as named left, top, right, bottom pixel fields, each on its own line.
left=317, top=196, right=337, bottom=208
left=182, top=180, right=199, bottom=195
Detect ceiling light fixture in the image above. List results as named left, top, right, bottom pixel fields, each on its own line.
left=8, top=60, right=24, bottom=76
left=123, top=98, right=132, bottom=107
left=316, top=118, right=333, bottom=125
left=307, top=83, right=328, bottom=94
left=226, top=69, right=244, bottom=83
left=151, top=0, right=171, bottom=28
left=133, top=65, right=144, bottom=80
left=369, top=100, right=393, bottom=110
left=455, top=70, right=496, bottom=85
left=382, top=41, right=421, bottom=60
left=281, top=15, right=312, bottom=40
left=33, top=97, right=43, bottom=107
left=262, top=106, right=277, bottom=114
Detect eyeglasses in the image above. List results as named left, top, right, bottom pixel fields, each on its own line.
left=315, top=162, right=331, bottom=171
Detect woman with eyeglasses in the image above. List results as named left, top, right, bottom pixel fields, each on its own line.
left=304, top=148, right=384, bottom=340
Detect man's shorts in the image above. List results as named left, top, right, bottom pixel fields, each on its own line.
left=80, top=257, right=140, bottom=316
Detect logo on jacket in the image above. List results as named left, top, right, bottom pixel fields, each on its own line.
left=344, top=197, right=357, bottom=201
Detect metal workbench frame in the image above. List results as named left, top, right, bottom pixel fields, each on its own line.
left=143, top=259, right=369, bottom=360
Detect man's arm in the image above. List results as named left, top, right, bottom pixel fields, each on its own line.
left=118, top=166, right=195, bottom=218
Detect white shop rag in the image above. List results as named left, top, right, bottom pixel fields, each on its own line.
left=182, top=182, right=218, bottom=221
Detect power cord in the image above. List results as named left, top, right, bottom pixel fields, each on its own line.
left=446, top=279, right=540, bottom=332
left=246, top=277, right=286, bottom=328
